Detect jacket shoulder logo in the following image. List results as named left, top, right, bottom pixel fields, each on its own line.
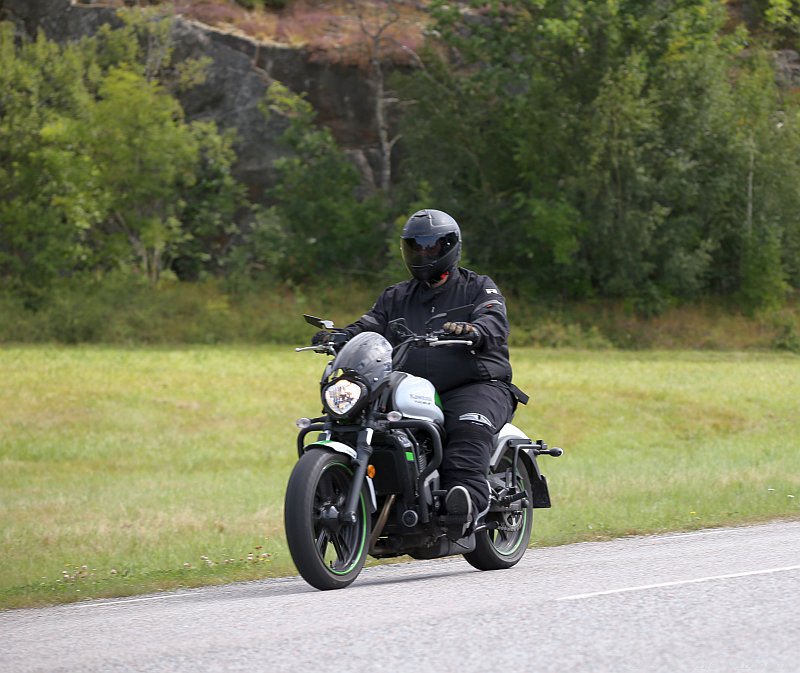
left=485, top=288, right=499, bottom=295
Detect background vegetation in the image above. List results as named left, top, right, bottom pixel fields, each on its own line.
left=1, top=1, right=800, bottom=342
left=2, top=1, right=799, bottom=608
left=1, top=346, right=798, bottom=609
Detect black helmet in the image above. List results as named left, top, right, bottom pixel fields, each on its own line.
left=400, top=209, right=462, bottom=283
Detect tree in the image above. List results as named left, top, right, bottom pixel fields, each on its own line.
left=729, top=49, right=798, bottom=310
left=86, top=67, right=199, bottom=283
left=248, top=81, right=389, bottom=283
left=0, top=24, right=102, bottom=303
left=394, top=0, right=800, bottom=307
left=0, top=13, right=245, bottom=293
left=173, top=123, right=246, bottom=281
left=345, top=0, right=407, bottom=194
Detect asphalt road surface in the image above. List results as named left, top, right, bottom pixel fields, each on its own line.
left=2, top=519, right=799, bottom=673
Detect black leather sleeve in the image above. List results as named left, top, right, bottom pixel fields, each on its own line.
left=469, top=276, right=509, bottom=352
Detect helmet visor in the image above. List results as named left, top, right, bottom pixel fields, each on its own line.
left=401, top=232, right=459, bottom=269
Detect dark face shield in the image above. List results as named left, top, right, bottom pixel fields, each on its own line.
left=401, top=232, right=460, bottom=269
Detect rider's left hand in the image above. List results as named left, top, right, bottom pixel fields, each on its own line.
left=442, top=321, right=482, bottom=345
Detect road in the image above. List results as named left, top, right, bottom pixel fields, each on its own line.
left=2, top=519, right=799, bottom=673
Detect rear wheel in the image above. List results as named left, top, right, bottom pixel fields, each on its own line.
left=284, top=448, right=371, bottom=590
left=464, top=449, right=533, bottom=571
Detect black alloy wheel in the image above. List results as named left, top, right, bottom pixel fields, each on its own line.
left=284, top=448, right=371, bottom=590
left=463, top=448, right=534, bottom=571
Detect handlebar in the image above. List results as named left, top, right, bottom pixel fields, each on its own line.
left=295, top=328, right=478, bottom=359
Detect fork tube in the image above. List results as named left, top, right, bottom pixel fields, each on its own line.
left=340, top=427, right=374, bottom=524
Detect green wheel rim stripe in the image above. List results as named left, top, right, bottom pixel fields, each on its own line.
left=497, top=507, right=527, bottom=556
left=319, top=461, right=367, bottom=576
left=495, top=465, right=529, bottom=556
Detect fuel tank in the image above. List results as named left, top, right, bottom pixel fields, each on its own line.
left=390, top=372, right=445, bottom=424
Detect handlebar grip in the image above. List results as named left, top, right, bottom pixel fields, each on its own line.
left=431, top=330, right=479, bottom=343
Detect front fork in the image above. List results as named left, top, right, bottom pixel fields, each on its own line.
left=340, top=427, right=374, bottom=525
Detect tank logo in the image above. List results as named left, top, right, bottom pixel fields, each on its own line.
left=410, top=393, right=432, bottom=405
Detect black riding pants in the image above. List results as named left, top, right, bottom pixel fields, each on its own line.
left=439, top=380, right=515, bottom=517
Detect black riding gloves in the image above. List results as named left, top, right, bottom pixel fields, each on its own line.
left=442, top=321, right=483, bottom=346
left=311, top=330, right=348, bottom=348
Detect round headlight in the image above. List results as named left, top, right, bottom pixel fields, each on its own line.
left=323, top=378, right=366, bottom=418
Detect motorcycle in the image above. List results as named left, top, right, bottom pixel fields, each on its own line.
left=284, top=305, right=562, bottom=590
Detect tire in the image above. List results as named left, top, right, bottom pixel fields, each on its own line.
left=464, top=449, right=534, bottom=571
left=284, top=448, right=371, bottom=590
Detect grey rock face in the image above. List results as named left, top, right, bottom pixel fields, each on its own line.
left=0, top=0, right=386, bottom=198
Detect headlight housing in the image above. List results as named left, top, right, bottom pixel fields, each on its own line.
left=322, top=377, right=368, bottom=419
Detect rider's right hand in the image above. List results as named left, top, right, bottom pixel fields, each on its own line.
left=311, top=330, right=348, bottom=348
left=442, top=321, right=483, bottom=346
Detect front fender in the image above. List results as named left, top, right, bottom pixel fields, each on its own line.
left=303, top=439, right=357, bottom=460
left=302, top=440, right=377, bottom=514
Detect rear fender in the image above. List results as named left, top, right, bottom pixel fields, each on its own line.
left=518, top=450, right=552, bottom=509
left=490, top=424, right=552, bottom=509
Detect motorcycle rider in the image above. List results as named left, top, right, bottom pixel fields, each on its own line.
left=312, top=208, right=524, bottom=540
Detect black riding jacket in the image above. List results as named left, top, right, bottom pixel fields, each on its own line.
left=344, top=267, right=513, bottom=393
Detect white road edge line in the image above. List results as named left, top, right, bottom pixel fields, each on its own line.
left=558, top=564, right=800, bottom=601
left=71, top=592, right=195, bottom=609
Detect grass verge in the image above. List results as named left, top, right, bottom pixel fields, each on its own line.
left=1, top=346, right=798, bottom=609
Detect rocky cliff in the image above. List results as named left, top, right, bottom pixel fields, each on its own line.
left=0, top=0, right=399, bottom=198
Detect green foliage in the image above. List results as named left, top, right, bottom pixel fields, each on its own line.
left=0, top=13, right=243, bottom=294
left=0, top=25, right=100, bottom=304
left=768, top=309, right=800, bottom=351
left=739, top=227, right=789, bottom=313
left=760, top=0, right=800, bottom=44
left=244, top=82, right=390, bottom=284
left=512, top=320, right=613, bottom=350
left=88, top=67, right=199, bottom=282
left=173, top=123, right=247, bottom=281
left=3, top=2, right=800, bottom=331
left=234, top=0, right=290, bottom=9
left=394, top=0, right=800, bottom=310
left=0, top=274, right=385, bottom=345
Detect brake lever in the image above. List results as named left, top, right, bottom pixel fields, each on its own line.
left=428, top=338, right=474, bottom=346
left=295, top=345, right=336, bottom=354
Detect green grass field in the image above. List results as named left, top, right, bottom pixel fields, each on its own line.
left=1, top=346, right=798, bottom=609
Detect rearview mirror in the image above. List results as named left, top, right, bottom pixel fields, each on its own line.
left=303, top=314, right=335, bottom=330
left=388, top=318, right=414, bottom=339
left=425, top=304, right=473, bottom=327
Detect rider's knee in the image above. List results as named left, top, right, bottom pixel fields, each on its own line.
left=447, top=419, right=494, bottom=447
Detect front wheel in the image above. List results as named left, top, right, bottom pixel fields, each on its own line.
left=284, top=448, right=371, bottom=590
left=464, top=449, right=534, bottom=571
